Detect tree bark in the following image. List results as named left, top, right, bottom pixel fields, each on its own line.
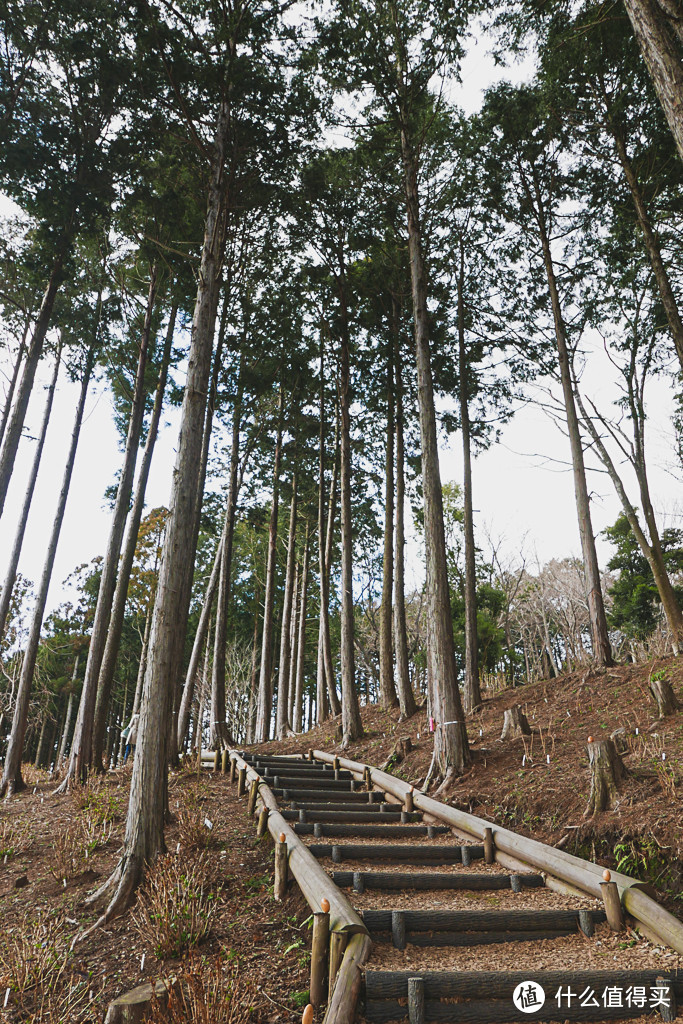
left=338, top=301, right=364, bottom=746
left=531, top=168, right=613, bottom=668
left=393, top=325, right=417, bottom=721
left=275, top=468, right=298, bottom=739
left=0, top=246, right=71, bottom=520
left=0, top=352, right=92, bottom=797
left=91, top=299, right=176, bottom=770
left=622, top=0, right=683, bottom=163
left=0, top=340, right=62, bottom=640
left=456, top=243, right=482, bottom=714
left=66, top=266, right=157, bottom=785
left=400, top=129, right=470, bottom=778
left=210, top=362, right=245, bottom=751
left=379, top=337, right=399, bottom=709
left=254, top=388, right=284, bottom=743
left=293, top=523, right=311, bottom=734
left=88, top=92, right=232, bottom=922
left=316, top=339, right=341, bottom=722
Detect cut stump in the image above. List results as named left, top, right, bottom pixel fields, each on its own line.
left=104, top=979, right=177, bottom=1024
left=500, top=706, right=531, bottom=741
left=584, top=739, right=626, bottom=816
left=649, top=677, right=681, bottom=718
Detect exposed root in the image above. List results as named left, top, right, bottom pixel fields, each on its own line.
left=84, top=860, right=122, bottom=906
left=74, top=855, right=140, bottom=947
left=433, top=765, right=457, bottom=797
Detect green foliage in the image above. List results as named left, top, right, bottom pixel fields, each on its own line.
left=605, top=514, right=683, bottom=640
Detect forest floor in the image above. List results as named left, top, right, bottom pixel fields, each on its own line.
left=0, top=655, right=682, bottom=1023
left=0, top=762, right=310, bottom=1023
left=255, top=653, right=683, bottom=917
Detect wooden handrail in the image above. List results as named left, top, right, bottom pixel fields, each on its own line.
left=313, top=749, right=683, bottom=955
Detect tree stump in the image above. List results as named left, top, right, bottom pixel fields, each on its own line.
left=584, top=739, right=626, bottom=816
left=649, top=677, right=681, bottom=718
left=610, top=727, right=629, bottom=754
left=381, top=736, right=412, bottom=771
left=500, top=706, right=531, bottom=741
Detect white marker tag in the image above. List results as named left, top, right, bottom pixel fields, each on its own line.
left=204, top=818, right=213, bottom=830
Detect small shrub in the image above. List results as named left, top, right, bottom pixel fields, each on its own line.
left=0, top=916, right=69, bottom=1003
left=133, top=854, right=218, bottom=960
left=144, top=957, right=258, bottom=1023
left=176, top=807, right=213, bottom=851
left=0, top=818, right=32, bottom=860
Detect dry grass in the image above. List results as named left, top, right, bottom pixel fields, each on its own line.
left=144, top=958, right=259, bottom=1024
left=133, top=853, right=218, bottom=960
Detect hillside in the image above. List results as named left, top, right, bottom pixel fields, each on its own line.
left=253, top=656, right=683, bottom=915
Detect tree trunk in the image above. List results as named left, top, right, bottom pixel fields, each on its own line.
left=176, top=537, right=222, bottom=752
left=246, top=591, right=261, bottom=745
left=400, top=130, right=470, bottom=779
left=0, top=340, right=62, bottom=639
left=338, top=304, right=363, bottom=746
left=532, top=169, right=613, bottom=668
left=210, top=363, right=245, bottom=751
left=33, top=711, right=48, bottom=769
left=0, top=352, right=92, bottom=797
left=58, top=674, right=76, bottom=767
left=0, top=327, right=26, bottom=448
left=293, top=524, right=311, bottom=734
left=288, top=557, right=300, bottom=727
left=91, top=299, right=176, bottom=771
left=0, top=246, right=71, bottom=520
left=276, top=468, right=298, bottom=739
left=379, top=337, right=399, bottom=709
left=456, top=244, right=482, bottom=714
left=173, top=294, right=229, bottom=730
left=316, top=338, right=340, bottom=723
left=67, top=268, right=158, bottom=785
left=622, top=0, right=683, bottom=163
left=609, top=117, right=683, bottom=370
left=87, top=94, right=232, bottom=923
left=255, top=389, right=284, bottom=743
left=393, top=325, right=417, bottom=721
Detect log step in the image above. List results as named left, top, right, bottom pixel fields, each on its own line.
left=271, top=788, right=386, bottom=802
left=365, top=997, right=664, bottom=1022
left=289, top=800, right=395, bottom=812
left=294, top=822, right=448, bottom=839
left=365, top=970, right=683, bottom=999
left=332, top=871, right=544, bottom=891
left=268, top=777, right=358, bottom=790
left=282, top=810, right=420, bottom=824
left=261, top=768, right=354, bottom=780
left=308, top=844, right=483, bottom=864
left=365, top=970, right=682, bottom=1023
left=362, top=909, right=606, bottom=932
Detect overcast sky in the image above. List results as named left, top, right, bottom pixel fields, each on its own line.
left=1, top=28, right=681, bottom=625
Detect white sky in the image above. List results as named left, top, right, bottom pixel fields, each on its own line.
left=1, top=31, right=681, bottom=623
